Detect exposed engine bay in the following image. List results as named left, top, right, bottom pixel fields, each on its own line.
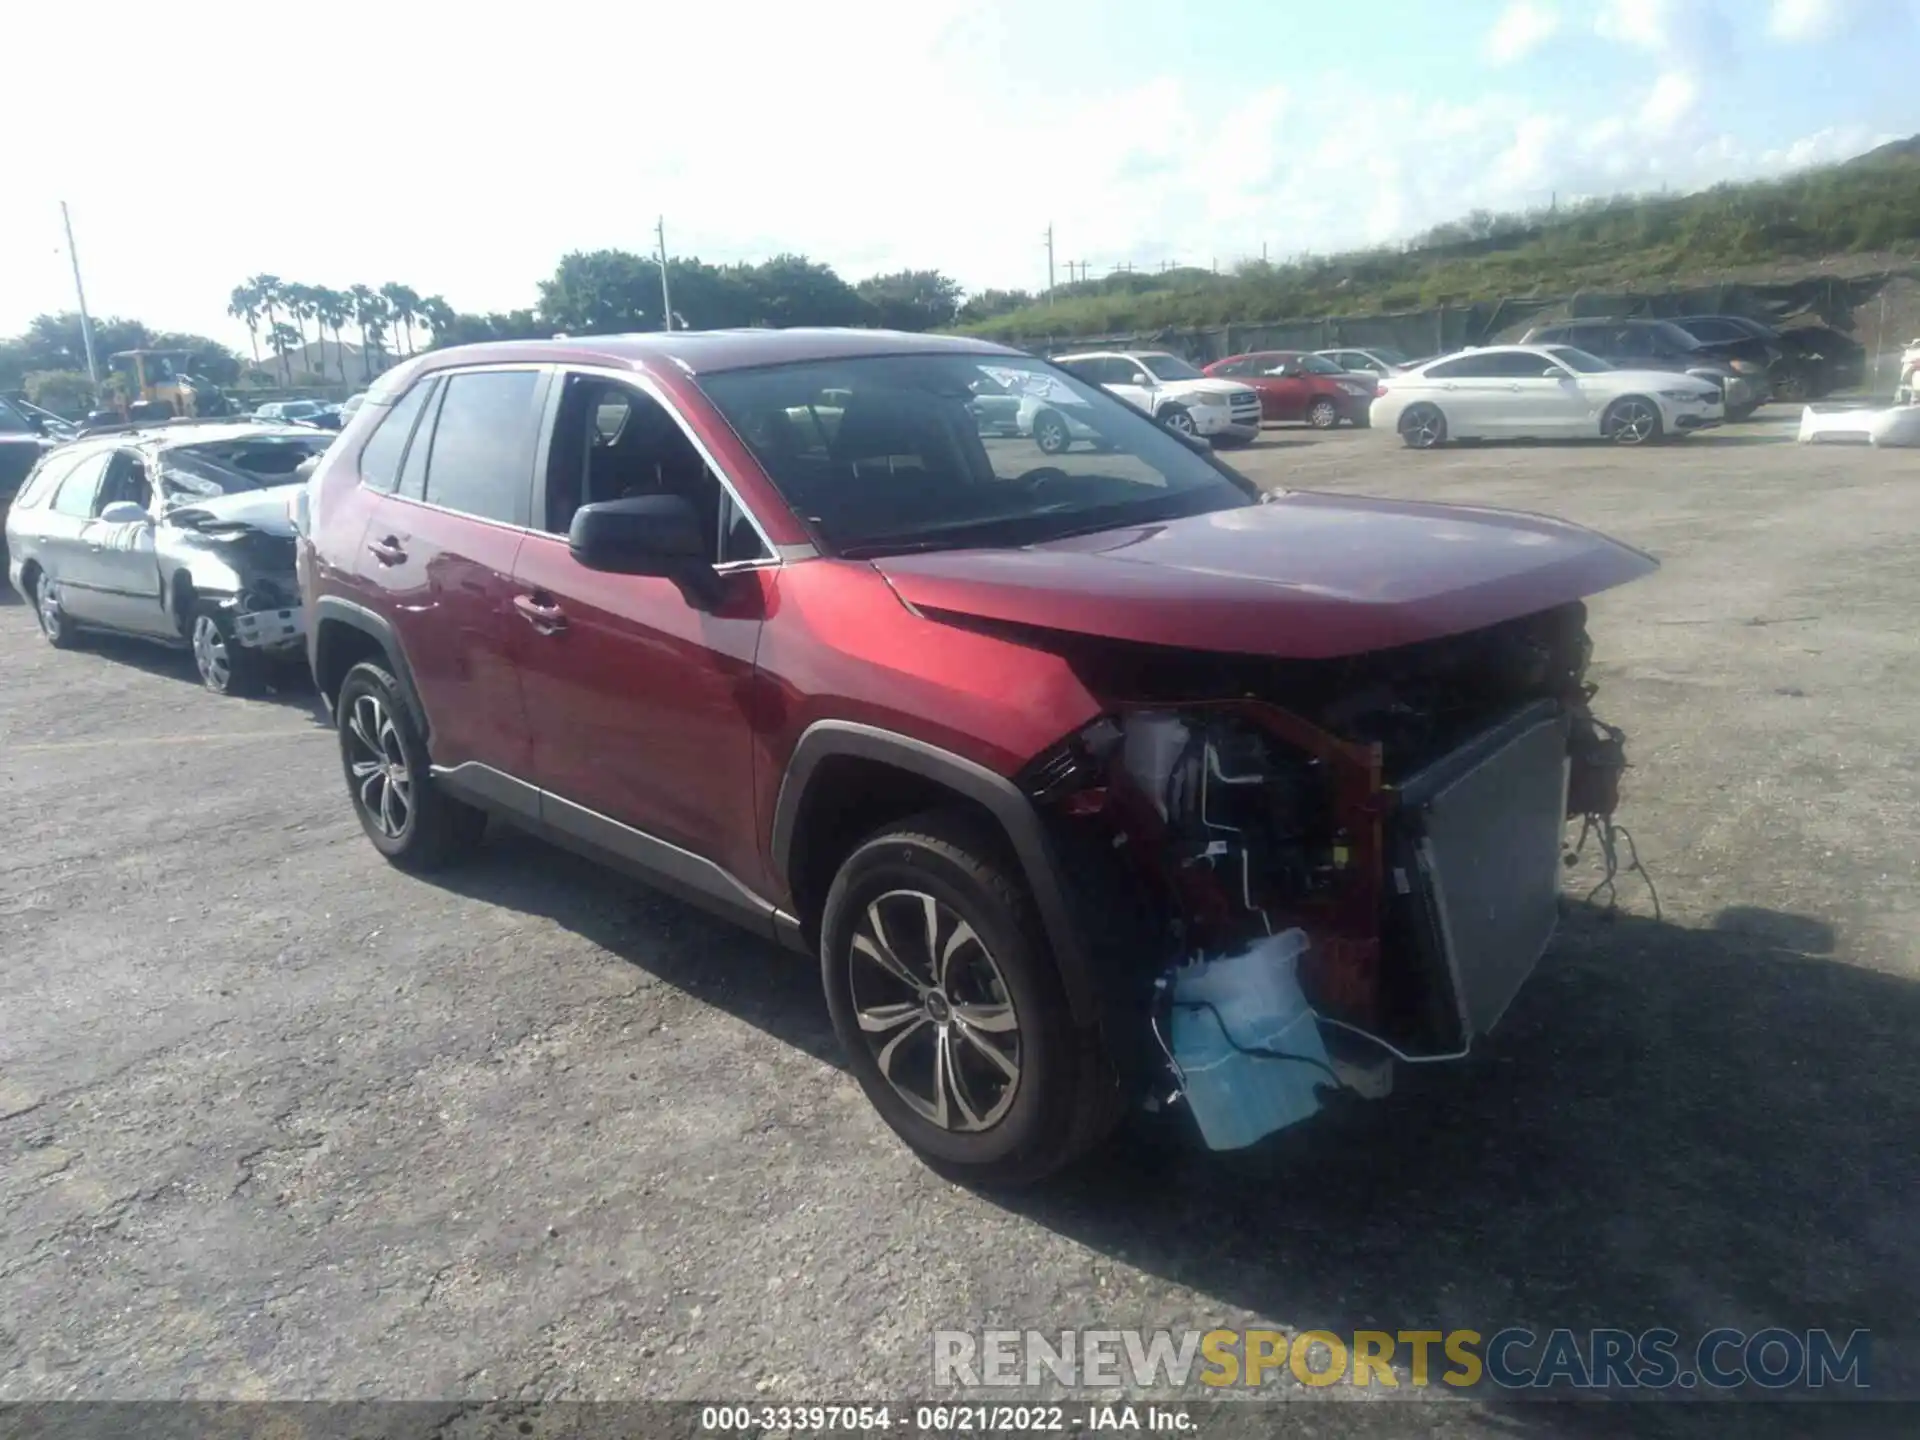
left=1017, top=600, right=1639, bottom=1149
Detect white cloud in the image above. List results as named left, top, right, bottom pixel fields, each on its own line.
left=1766, top=0, right=1862, bottom=42
left=1639, top=71, right=1701, bottom=134
left=1594, top=0, right=1673, bottom=49
left=1486, top=0, right=1560, bottom=64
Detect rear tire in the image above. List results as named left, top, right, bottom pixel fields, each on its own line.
left=336, top=661, right=487, bottom=872
left=1307, top=397, right=1339, bottom=429
left=1398, top=403, right=1447, bottom=450
left=819, top=810, right=1118, bottom=1188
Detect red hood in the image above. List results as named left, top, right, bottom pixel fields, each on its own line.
left=874, top=491, right=1658, bottom=660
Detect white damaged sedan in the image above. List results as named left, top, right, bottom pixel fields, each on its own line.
left=1371, top=344, right=1725, bottom=449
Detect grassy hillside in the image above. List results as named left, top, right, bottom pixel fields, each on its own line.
left=959, top=137, right=1920, bottom=340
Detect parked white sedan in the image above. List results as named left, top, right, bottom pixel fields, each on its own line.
left=1370, top=344, right=1725, bottom=449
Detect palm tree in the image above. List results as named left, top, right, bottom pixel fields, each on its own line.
left=268, top=322, right=301, bottom=384
left=313, top=287, right=350, bottom=382
left=283, top=283, right=318, bottom=373
left=350, top=286, right=390, bottom=381
left=380, top=283, right=423, bottom=357
left=227, top=283, right=262, bottom=366
left=417, top=294, right=456, bottom=351
left=248, top=274, right=285, bottom=376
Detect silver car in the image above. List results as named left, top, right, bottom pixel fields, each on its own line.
left=5, top=422, right=333, bottom=694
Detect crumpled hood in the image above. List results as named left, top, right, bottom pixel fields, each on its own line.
left=1162, top=377, right=1258, bottom=401
left=875, top=492, right=1658, bottom=660
left=164, top=483, right=300, bottom=535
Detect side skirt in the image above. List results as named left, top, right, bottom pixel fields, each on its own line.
left=432, top=761, right=808, bottom=955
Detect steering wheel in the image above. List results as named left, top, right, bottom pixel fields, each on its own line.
left=1015, top=465, right=1071, bottom=495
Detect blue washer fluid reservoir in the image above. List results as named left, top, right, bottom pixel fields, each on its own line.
left=1168, top=928, right=1333, bottom=1151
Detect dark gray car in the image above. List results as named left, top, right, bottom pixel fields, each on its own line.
left=4, top=422, right=333, bottom=694
left=1520, top=319, right=1770, bottom=420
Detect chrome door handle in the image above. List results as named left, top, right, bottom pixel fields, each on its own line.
left=513, top=593, right=568, bottom=634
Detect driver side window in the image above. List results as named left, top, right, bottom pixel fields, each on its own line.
left=541, top=374, right=768, bottom=566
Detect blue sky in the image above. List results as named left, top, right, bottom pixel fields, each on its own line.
left=0, top=0, right=1910, bottom=350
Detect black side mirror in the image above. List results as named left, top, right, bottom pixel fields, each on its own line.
left=568, top=494, right=720, bottom=609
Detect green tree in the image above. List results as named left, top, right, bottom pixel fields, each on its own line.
left=955, top=288, right=1037, bottom=325
left=148, top=333, right=243, bottom=385
left=310, top=287, right=351, bottom=381
left=268, top=322, right=301, bottom=383
left=740, top=254, right=863, bottom=327
left=248, top=275, right=285, bottom=374
left=537, top=249, right=662, bottom=332
left=856, top=269, right=962, bottom=331
left=416, top=294, right=456, bottom=350
left=23, top=370, right=96, bottom=417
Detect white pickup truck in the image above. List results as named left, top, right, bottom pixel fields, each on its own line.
left=1051, top=350, right=1262, bottom=446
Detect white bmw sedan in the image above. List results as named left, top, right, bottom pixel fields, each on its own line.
left=1370, top=344, right=1725, bottom=449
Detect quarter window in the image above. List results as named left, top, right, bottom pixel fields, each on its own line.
left=418, top=370, right=543, bottom=526
left=14, top=452, right=85, bottom=510
left=50, top=453, right=110, bottom=517
left=357, top=378, right=436, bottom=494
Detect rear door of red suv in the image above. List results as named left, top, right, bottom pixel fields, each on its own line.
left=354, top=364, right=549, bottom=775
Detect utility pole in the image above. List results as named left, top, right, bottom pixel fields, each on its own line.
left=1044, top=224, right=1055, bottom=305
left=656, top=216, right=674, bottom=331
left=59, top=202, right=99, bottom=384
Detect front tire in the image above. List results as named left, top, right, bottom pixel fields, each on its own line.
left=1158, top=405, right=1197, bottom=437
left=1602, top=395, right=1663, bottom=445
left=336, top=661, right=486, bottom=871
left=1032, top=411, right=1072, bottom=455
left=819, top=811, right=1116, bottom=1188
left=191, top=610, right=263, bottom=696
left=1398, top=403, right=1447, bottom=450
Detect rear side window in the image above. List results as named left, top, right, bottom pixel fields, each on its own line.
left=357, top=378, right=436, bottom=493
left=14, top=452, right=84, bottom=510
left=1424, top=354, right=1496, bottom=379
left=50, top=453, right=110, bottom=517
left=418, top=369, right=543, bottom=526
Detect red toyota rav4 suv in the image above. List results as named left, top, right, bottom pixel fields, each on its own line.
left=297, top=329, right=1655, bottom=1186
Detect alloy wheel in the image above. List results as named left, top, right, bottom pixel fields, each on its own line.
left=1609, top=399, right=1657, bottom=444
left=191, top=615, right=231, bottom=690
left=1308, top=399, right=1338, bottom=429
left=345, top=692, right=413, bottom=839
left=1402, top=407, right=1444, bottom=449
left=35, top=579, right=62, bottom=640
left=848, top=888, right=1022, bottom=1132
left=1035, top=416, right=1069, bottom=454
left=1165, top=409, right=1196, bottom=435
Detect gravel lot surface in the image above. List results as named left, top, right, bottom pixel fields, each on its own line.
left=2, top=413, right=1915, bottom=1436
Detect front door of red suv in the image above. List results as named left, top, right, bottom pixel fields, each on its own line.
left=354, top=365, right=548, bottom=776
left=509, top=371, right=773, bottom=891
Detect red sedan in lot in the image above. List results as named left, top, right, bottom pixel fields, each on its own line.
left=1202, top=351, right=1380, bottom=428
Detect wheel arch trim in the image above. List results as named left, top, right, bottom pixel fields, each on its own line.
left=771, top=720, right=1097, bottom=1026
left=311, top=595, right=431, bottom=740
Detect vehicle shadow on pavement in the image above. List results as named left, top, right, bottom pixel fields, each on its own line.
left=991, top=900, right=1917, bottom=1435
left=68, top=631, right=328, bottom=721
left=428, top=827, right=845, bottom=1068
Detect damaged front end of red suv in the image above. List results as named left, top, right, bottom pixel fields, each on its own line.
left=879, top=497, right=1655, bottom=1151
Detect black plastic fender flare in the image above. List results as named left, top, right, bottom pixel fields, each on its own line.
left=770, top=720, right=1098, bottom=1028
left=310, top=595, right=432, bottom=740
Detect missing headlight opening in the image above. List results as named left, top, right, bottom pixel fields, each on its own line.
left=1020, top=600, right=1649, bottom=1152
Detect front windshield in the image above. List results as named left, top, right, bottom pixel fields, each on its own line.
left=160, top=438, right=329, bottom=499
left=1137, top=353, right=1205, bottom=382
left=1300, top=355, right=1346, bottom=375
left=1547, top=346, right=1614, bottom=373
left=698, top=354, right=1256, bottom=557
left=281, top=401, right=319, bottom=418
